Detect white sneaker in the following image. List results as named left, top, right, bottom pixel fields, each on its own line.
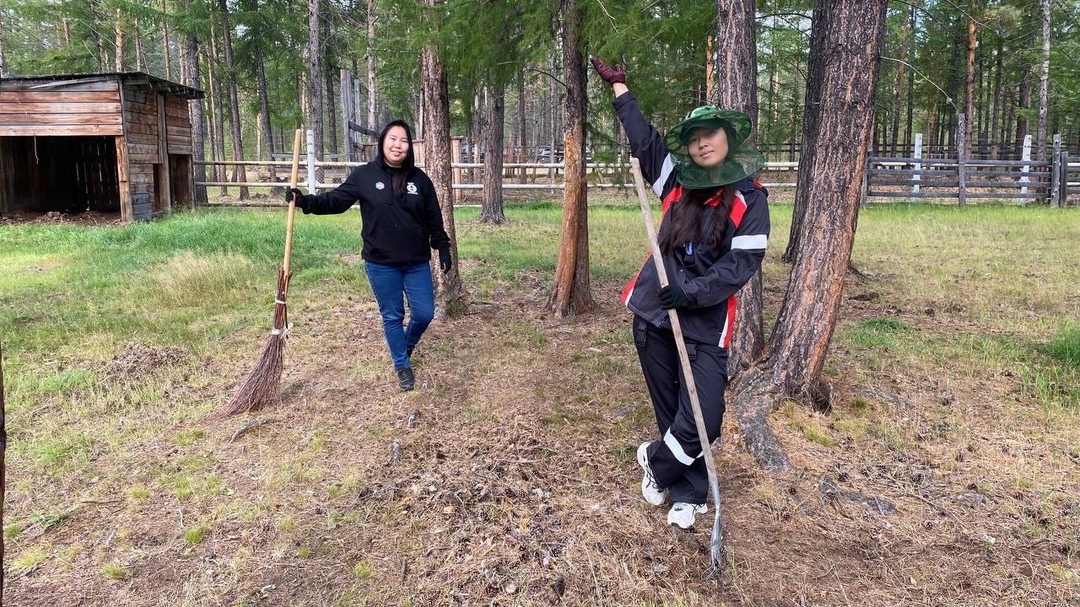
left=667, top=502, right=707, bottom=530
left=637, top=442, right=667, bottom=506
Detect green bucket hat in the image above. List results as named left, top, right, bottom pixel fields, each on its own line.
left=663, top=104, right=765, bottom=189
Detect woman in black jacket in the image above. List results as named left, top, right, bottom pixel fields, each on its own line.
left=287, top=120, right=452, bottom=391
left=591, top=57, right=770, bottom=530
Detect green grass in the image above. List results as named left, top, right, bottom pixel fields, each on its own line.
left=3, top=201, right=1076, bottom=415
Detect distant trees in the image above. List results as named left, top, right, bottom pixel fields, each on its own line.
left=0, top=0, right=1074, bottom=166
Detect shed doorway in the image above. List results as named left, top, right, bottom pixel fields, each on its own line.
left=0, top=135, right=120, bottom=216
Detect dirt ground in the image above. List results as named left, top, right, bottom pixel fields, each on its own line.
left=0, top=209, right=124, bottom=226
left=2, top=214, right=1078, bottom=606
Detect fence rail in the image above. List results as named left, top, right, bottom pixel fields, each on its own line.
left=196, top=131, right=1076, bottom=207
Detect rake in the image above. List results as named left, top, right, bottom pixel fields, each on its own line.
left=217, top=129, right=304, bottom=417
left=629, top=157, right=726, bottom=577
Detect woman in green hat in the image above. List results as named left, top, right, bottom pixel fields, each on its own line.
left=591, top=57, right=770, bottom=531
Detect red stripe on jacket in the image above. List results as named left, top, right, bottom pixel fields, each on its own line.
left=622, top=184, right=751, bottom=349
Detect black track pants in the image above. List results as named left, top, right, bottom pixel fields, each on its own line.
left=633, top=315, right=728, bottom=504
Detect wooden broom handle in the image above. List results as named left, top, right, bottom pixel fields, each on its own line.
left=282, top=128, right=303, bottom=276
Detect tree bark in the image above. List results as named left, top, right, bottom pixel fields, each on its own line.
left=891, top=11, right=909, bottom=157
left=366, top=0, right=377, bottom=131
left=217, top=0, right=249, bottom=199
left=964, top=5, right=977, bottom=162
left=115, top=8, right=124, bottom=71
left=179, top=7, right=206, bottom=204
left=735, top=0, right=888, bottom=471
left=479, top=87, right=508, bottom=224
left=715, top=0, right=763, bottom=381
left=1036, top=0, right=1050, bottom=163
left=548, top=0, right=593, bottom=317
left=421, top=11, right=467, bottom=318
left=307, top=0, right=324, bottom=167
left=255, top=44, right=274, bottom=174
left=161, top=0, right=171, bottom=80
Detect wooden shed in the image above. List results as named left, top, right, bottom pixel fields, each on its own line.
left=0, top=72, right=204, bottom=223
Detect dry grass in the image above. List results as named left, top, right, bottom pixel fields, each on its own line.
left=2, top=204, right=1078, bottom=606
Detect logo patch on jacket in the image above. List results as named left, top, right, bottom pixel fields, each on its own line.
left=376, top=181, right=385, bottom=190
left=407, top=182, right=419, bottom=195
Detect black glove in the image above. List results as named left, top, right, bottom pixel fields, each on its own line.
left=657, top=284, right=687, bottom=310
left=438, top=247, right=452, bottom=274
left=285, top=188, right=308, bottom=209
left=589, top=56, right=626, bottom=85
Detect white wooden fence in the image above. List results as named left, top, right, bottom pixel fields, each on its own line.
left=195, top=131, right=1076, bottom=207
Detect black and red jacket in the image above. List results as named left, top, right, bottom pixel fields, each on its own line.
left=614, top=92, right=770, bottom=347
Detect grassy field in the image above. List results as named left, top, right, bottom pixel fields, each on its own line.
left=1, top=201, right=1078, bottom=606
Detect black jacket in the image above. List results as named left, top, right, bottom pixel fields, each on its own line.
left=614, top=92, right=770, bottom=347
left=298, top=160, right=451, bottom=265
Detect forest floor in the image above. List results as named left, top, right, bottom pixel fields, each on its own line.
left=2, top=205, right=1078, bottom=606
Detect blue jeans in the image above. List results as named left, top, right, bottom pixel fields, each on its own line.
left=364, top=261, right=435, bottom=371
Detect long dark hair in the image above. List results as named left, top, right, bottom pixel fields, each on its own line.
left=659, top=185, right=737, bottom=256
left=376, top=119, right=416, bottom=198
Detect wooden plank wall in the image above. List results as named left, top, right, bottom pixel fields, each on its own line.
left=121, top=85, right=162, bottom=220
left=0, top=81, right=123, bottom=136
left=164, top=96, right=193, bottom=155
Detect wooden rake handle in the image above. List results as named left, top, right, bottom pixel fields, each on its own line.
left=628, top=157, right=721, bottom=490
left=282, top=128, right=303, bottom=278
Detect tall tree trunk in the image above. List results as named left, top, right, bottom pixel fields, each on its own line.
left=479, top=87, right=508, bottom=224
left=135, top=18, right=146, bottom=71
left=115, top=8, right=124, bottom=71
left=326, top=67, right=338, bottom=156
left=180, top=11, right=206, bottom=204
left=1036, top=0, right=1050, bottom=162
left=1016, top=61, right=1031, bottom=156
left=217, top=0, right=248, bottom=199
left=548, top=0, right=593, bottom=317
left=421, top=8, right=466, bottom=318
left=734, top=0, right=888, bottom=471
left=963, top=5, right=977, bottom=161
left=90, top=0, right=107, bottom=69
left=516, top=72, right=528, bottom=184
left=904, top=6, right=915, bottom=151
left=890, top=10, right=909, bottom=157
left=323, top=14, right=337, bottom=156
left=366, top=0, right=377, bottom=130
left=307, top=0, right=324, bottom=166
left=205, top=32, right=228, bottom=197
left=715, top=0, right=762, bottom=381
left=0, top=9, right=6, bottom=76
left=251, top=3, right=275, bottom=182
left=990, top=38, right=1003, bottom=158
left=161, top=0, right=171, bottom=80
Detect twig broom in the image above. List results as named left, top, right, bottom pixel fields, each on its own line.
left=630, top=157, right=726, bottom=577
left=217, top=129, right=304, bottom=417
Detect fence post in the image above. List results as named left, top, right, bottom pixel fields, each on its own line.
left=913, top=133, right=922, bottom=195
left=451, top=136, right=463, bottom=204
left=1050, top=134, right=1062, bottom=207
left=1018, top=134, right=1032, bottom=205
left=957, top=114, right=967, bottom=207
left=1061, top=150, right=1070, bottom=207
left=306, top=129, right=317, bottom=193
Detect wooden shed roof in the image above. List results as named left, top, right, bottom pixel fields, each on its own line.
left=1, top=72, right=204, bottom=100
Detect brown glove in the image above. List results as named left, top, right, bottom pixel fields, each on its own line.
left=589, top=56, right=626, bottom=85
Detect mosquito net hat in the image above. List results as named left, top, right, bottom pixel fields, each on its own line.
left=663, top=104, right=766, bottom=189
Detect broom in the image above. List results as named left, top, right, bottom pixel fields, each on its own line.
left=217, top=129, right=304, bottom=417
left=629, top=157, right=726, bottom=577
